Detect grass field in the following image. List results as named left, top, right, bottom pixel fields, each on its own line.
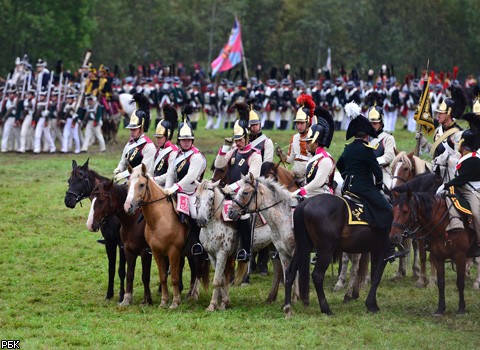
left=0, top=118, right=479, bottom=349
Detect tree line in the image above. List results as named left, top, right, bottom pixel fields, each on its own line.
left=1, top=0, right=479, bottom=81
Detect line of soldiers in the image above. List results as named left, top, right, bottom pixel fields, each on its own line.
left=0, top=56, right=123, bottom=154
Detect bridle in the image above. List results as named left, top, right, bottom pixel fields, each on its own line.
left=232, top=179, right=283, bottom=215
left=391, top=160, right=414, bottom=185
left=67, top=172, right=92, bottom=205
left=136, top=174, right=168, bottom=207
left=92, top=191, right=122, bottom=229
left=392, top=194, right=449, bottom=242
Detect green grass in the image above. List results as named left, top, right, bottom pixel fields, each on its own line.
left=0, top=119, right=479, bottom=349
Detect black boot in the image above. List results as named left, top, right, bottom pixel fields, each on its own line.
left=280, top=120, right=288, bottom=130
left=466, top=238, right=480, bottom=258
left=224, top=121, right=229, bottom=129
left=236, top=218, right=252, bottom=261
left=384, top=242, right=409, bottom=262
left=191, top=121, right=197, bottom=130
left=230, top=122, right=235, bottom=129
left=257, top=247, right=269, bottom=275
left=190, top=219, right=204, bottom=255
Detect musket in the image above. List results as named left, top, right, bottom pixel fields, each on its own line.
left=44, top=73, right=54, bottom=112
left=1, top=73, right=11, bottom=115
left=74, top=49, right=93, bottom=113
left=21, top=71, right=29, bottom=100
left=57, top=72, right=63, bottom=111
left=62, top=77, right=69, bottom=104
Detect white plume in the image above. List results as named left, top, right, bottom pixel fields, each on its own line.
left=344, top=102, right=361, bottom=119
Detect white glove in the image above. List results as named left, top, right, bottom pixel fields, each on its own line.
left=221, top=186, right=234, bottom=196
left=290, top=190, right=299, bottom=198
left=113, top=167, right=122, bottom=175
left=164, top=187, right=175, bottom=196
left=415, top=132, right=428, bottom=148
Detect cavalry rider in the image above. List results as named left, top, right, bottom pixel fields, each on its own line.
left=214, top=102, right=262, bottom=261
left=278, top=94, right=316, bottom=182
left=337, top=102, right=406, bottom=261
left=416, top=85, right=466, bottom=183
left=366, top=101, right=396, bottom=189
left=114, top=93, right=156, bottom=181
left=248, top=105, right=274, bottom=162
left=150, top=104, right=178, bottom=186
left=292, top=106, right=335, bottom=198
left=444, top=107, right=480, bottom=258
left=164, top=106, right=207, bottom=255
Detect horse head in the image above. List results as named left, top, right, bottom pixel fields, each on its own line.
left=196, top=180, right=220, bottom=227
left=390, top=191, right=416, bottom=245
left=65, top=158, right=92, bottom=208
left=86, top=180, right=116, bottom=232
left=390, top=151, right=415, bottom=191
left=211, top=163, right=228, bottom=186
left=228, top=172, right=257, bottom=221
left=124, top=163, right=149, bottom=215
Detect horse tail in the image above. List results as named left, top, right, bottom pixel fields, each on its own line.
left=199, top=255, right=210, bottom=290
left=233, top=261, right=249, bottom=286
left=289, top=204, right=313, bottom=305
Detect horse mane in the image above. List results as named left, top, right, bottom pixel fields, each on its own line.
left=390, top=151, right=413, bottom=173
left=73, top=166, right=110, bottom=183
left=392, top=172, right=441, bottom=194
left=197, top=179, right=210, bottom=193
left=260, top=161, right=276, bottom=177
left=255, top=176, right=292, bottom=206
left=394, top=192, right=435, bottom=222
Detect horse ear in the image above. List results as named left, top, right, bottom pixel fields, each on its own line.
left=212, top=180, right=220, bottom=187
left=394, top=147, right=399, bottom=156
left=72, top=160, right=78, bottom=169
left=83, top=158, right=90, bottom=168
left=273, top=162, right=280, bottom=171
left=127, top=164, right=133, bottom=174
left=141, top=163, right=147, bottom=175
left=407, top=151, right=414, bottom=159
left=105, top=179, right=114, bottom=190
left=249, top=172, right=255, bottom=184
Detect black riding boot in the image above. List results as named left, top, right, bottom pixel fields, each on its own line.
left=190, top=219, right=204, bottom=255
left=236, top=218, right=252, bottom=261
left=257, top=247, right=269, bottom=275
left=191, top=121, right=197, bottom=130
left=383, top=232, right=408, bottom=262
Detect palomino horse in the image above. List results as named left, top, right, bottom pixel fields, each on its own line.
left=390, top=192, right=475, bottom=315
left=86, top=180, right=153, bottom=306
left=124, top=164, right=209, bottom=309
left=390, top=151, right=435, bottom=286
left=64, top=159, right=125, bottom=302
left=196, top=179, right=282, bottom=310
left=283, top=194, right=390, bottom=317
left=228, top=174, right=302, bottom=301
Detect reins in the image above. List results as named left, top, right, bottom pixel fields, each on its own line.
left=67, top=175, right=92, bottom=206
left=137, top=174, right=169, bottom=207
left=233, top=179, right=284, bottom=215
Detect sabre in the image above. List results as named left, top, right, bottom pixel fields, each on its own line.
left=1, top=73, right=11, bottom=113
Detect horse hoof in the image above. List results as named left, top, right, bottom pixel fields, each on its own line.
left=473, top=281, right=480, bottom=290
left=343, top=295, right=352, bottom=304
left=141, top=299, right=153, bottom=306
left=169, top=303, right=179, bottom=309
left=333, top=283, right=344, bottom=292
left=456, top=309, right=465, bottom=315
left=219, top=302, right=229, bottom=310
left=432, top=311, right=444, bottom=317
left=283, top=304, right=292, bottom=318
left=391, top=272, right=405, bottom=281
left=366, top=305, right=380, bottom=313
left=415, top=280, right=427, bottom=289
left=159, top=302, right=168, bottom=309
left=206, top=304, right=216, bottom=312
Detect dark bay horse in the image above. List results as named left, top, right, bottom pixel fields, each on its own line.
left=65, top=159, right=125, bottom=301
left=283, top=194, right=389, bottom=317
left=390, top=192, right=475, bottom=315
left=86, top=180, right=152, bottom=306
left=260, top=161, right=300, bottom=192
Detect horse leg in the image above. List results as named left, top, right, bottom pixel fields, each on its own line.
left=118, top=243, right=126, bottom=302
left=428, top=255, right=438, bottom=288
left=344, top=254, right=360, bottom=303
left=118, top=248, right=136, bottom=307
left=267, top=256, right=282, bottom=303
left=474, top=257, right=480, bottom=290
left=365, top=250, right=387, bottom=313
left=207, top=253, right=225, bottom=311
left=412, top=239, right=420, bottom=279
left=431, top=256, right=446, bottom=316
left=140, top=250, right=153, bottom=305
left=334, top=253, right=349, bottom=292
left=455, top=254, right=466, bottom=315
left=168, top=251, right=182, bottom=309
left=312, top=252, right=333, bottom=315
left=393, top=239, right=408, bottom=280
left=103, top=239, right=116, bottom=300
left=156, top=255, right=169, bottom=308
left=219, top=256, right=235, bottom=310
left=415, top=241, right=428, bottom=288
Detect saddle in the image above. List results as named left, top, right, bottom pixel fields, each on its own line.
left=339, top=192, right=369, bottom=226
left=447, top=186, right=472, bottom=216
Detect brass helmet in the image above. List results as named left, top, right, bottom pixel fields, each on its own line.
left=294, top=94, right=316, bottom=123
left=233, top=102, right=250, bottom=139
left=177, top=105, right=195, bottom=140
left=366, top=104, right=384, bottom=123
left=126, top=93, right=151, bottom=131
left=248, top=107, right=261, bottom=126
left=154, top=104, right=178, bottom=140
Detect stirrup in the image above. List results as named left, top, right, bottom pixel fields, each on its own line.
left=236, top=249, right=251, bottom=262
left=384, top=248, right=409, bottom=262
left=191, top=243, right=204, bottom=256
left=97, top=239, right=106, bottom=245
left=271, top=250, right=280, bottom=260
left=146, top=247, right=153, bottom=255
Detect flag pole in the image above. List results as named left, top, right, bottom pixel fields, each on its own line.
left=414, top=59, right=429, bottom=156
left=238, top=17, right=249, bottom=80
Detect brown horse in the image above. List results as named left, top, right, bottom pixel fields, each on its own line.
left=260, top=161, right=300, bottom=192
left=390, top=192, right=475, bottom=315
left=86, top=180, right=153, bottom=306
left=124, top=164, right=209, bottom=308
left=65, top=159, right=125, bottom=302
